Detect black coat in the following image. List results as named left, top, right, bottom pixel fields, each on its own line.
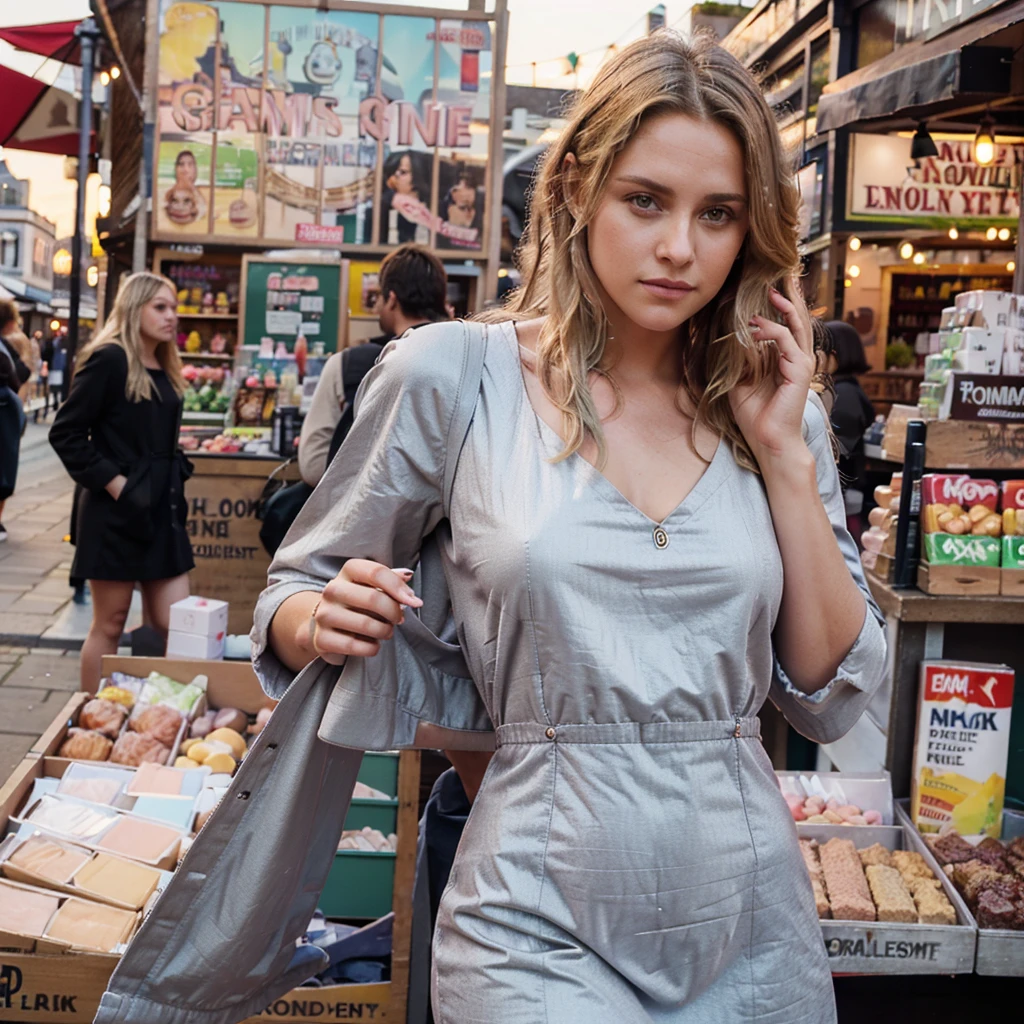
left=49, top=344, right=194, bottom=581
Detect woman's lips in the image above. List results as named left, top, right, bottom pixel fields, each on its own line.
left=641, top=279, right=696, bottom=299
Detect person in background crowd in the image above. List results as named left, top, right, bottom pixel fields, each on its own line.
left=49, top=329, right=68, bottom=410
left=826, top=320, right=875, bottom=543
left=298, top=243, right=450, bottom=488
left=50, top=273, right=195, bottom=691
left=34, top=330, right=50, bottom=419
left=0, top=299, right=31, bottom=542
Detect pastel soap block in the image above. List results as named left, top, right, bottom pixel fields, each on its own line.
left=6, top=835, right=91, bottom=884
left=131, top=795, right=196, bottom=831
left=924, top=533, right=1000, bottom=567
left=95, top=817, right=182, bottom=866
left=1003, top=536, right=1024, bottom=569
left=73, top=853, right=159, bottom=909
left=0, top=880, right=60, bottom=937
left=45, top=896, right=136, bottom=952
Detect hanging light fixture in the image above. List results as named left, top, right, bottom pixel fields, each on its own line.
left=910, top=122, right=938, bottom=160
left=998, top=227, right=1011, bottom=241
left=948, top=226, right=959, bottom=240
left=848, top=264, right=861, bottom=278
left=913, top=252, right=926, bottom=265
left=1008, top=260, right=1017, bottom=273
left=986, top=226, right=998, bottom=241
left=848, top=236, right=862, bottom=251
left=973, top=115, right=996, bottom=166
left=899, top=241, right=915, bottom=260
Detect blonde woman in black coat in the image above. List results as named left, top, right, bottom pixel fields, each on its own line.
left=51, top=273, right=194, bottom=691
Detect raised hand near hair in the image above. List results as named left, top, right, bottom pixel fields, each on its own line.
left=309, top=559, right=423, bottom=665
left=729, top=278, right=817, bottom=468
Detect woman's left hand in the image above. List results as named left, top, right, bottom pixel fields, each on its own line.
left=729, top=278, right=817, bottom=466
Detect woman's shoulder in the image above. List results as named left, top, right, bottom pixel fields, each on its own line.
left=79, top=342, right=128, bottom=381
left=376, top=319, right=489, bottom=388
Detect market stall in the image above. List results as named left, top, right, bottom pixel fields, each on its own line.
left=0, top=658, right=422, bottom=1024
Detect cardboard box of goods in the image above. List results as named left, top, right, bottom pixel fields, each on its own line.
left=922, top=533, right=1000, bottom=566
left=939, top=307, right=957, bottom=330
left=921, top=474, right=999, bottom=509
left=911, top=660, right=1015, bottom=840
left=952, top=290, right=1022, bottom=330
left=166, top=629, right=225, bottom=661
left=168, top=596, right=228, bottom=641
left=1003, top=349, right=1023, bottom=375
left=952, top=347, right=1002, bottom=376
left=1001, top=535, right=1024, bottom=596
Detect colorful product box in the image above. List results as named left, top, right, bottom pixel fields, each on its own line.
left=912, top=660, right=1015, bottom=839
left=922, top=533, right=1000, bottom=566
left=953, top=290, right=1024, bottom=330
left=1001, top=480, right=1024, bottom=510
left=1003, top=535, right=1024, bottom=568
left=920, top=474, right=998, bottom=509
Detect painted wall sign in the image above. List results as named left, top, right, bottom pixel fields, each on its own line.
left=154, top=0, right=494, bottom=253
left=848, top=133, right=1022, bottom=227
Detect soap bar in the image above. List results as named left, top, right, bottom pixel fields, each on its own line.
left=25, top=795, right=116, bottom=841
left=0, top=880, right=60, bottom=937
left=96, top=817, right=181, bottom=864
left=127, top=762, right=187, bottom=797
left=73, top=853, right=159, bottom=909
left=923, top=533, right=1001, bottom=567
left=45, top=896, right=136, bottom=952
left=1003, top=536, right=1024, bottom=569
left=6, top=835, right=90, bottom=884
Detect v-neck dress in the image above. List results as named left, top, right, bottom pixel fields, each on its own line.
left=254, top=320, right=888, bottom=1023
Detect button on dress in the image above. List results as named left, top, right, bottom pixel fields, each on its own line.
left=254, top=321, right=888, bottom=1023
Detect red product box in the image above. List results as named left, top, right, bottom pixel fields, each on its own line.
left=1001, top=480, right=1024, bottom=510
left=920, top=474, right=999, bottom=509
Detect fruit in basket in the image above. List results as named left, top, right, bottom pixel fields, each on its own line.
left=207, top=727, right=246, bottom=759
left=245, top=375, right=260, bottom=388
left=213, top=708, right=248, bottom=733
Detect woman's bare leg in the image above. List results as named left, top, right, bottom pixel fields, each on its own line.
left=81, top=579, right=135, bottom=693
left=140, top=573, right=190, bottom=638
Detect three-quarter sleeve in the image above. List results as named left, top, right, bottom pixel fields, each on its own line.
left=767, top=393, right=888, bottom=745
left=49, top=344, right=125, bottom=491
left=251, top=326, right=454, bottom=700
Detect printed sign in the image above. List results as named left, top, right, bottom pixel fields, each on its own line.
left=948, top=375, right=1024, bottom=422
left=848, top=133, right=1023, bottom=227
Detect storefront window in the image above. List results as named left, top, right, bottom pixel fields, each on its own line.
left=0, top=230, right=18, bottom=268
left=767, top=56, right=804, bottom=119
left=856, top=0, right=899, bottom=68
left=807, top=36, right=829, bottom=117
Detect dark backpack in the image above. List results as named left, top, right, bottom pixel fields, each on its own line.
left=257, top=342, right=384, bottom=557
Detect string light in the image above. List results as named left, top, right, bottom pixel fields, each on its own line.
left=110, top=66, right=120, bottom=80
left=986, top=227, right=998, bottom=241
left=848, top=236, right=862, bottom=251
left=899, top=241, right=914, bottom=260
left=948, top=226, right=958, bottom=240
left=848, top=264, right=861, bottom=278
left=973, top=115, right=996, bottom=166
left=913, top=252, right=926, bottom=265
left=1009, top=261, right=1017, bottom=273
left=998, top=227, right=1010, bottom=241
left=100, top=70, right=110, bottom=86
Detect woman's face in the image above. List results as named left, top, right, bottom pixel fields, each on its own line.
left=393, top=155, right=414, bottom=194
left=139, top=286, right=179, bottom=346
left=586, top=112, right=749, bottom=337
left=176, top=153, right=197, bottom=186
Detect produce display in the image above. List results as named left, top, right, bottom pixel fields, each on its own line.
left=799, top=837, right=956, bottom=925
left=181, top=364, right=232, bottom=416
left=337, top=827, right=398, bottom=853
left=926, top=830, right=1024, bottom=930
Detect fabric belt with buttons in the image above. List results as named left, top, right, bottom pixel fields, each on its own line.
left=494, top=718, right=762, bottom=747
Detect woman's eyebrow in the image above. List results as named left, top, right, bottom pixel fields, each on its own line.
left=615, top=174, right=674, bottom=196
left=704, top=192, right=747, bottom=204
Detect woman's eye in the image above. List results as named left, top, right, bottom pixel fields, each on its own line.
left=629, top=194, right=658, bottom=212
left=702, top=206, right=734, bottom=224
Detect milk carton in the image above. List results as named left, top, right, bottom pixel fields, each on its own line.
left=911, top=660, right=1015, bottom=839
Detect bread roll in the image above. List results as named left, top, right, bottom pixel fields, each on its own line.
left=129, top=704, right=184, bottom=747
left=79, top=699, right=128, bottom=739
left=57, top=728, right=113, bottom=762
left=110, top=732, right=170, bottom=767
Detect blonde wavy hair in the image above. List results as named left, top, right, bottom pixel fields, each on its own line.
left=482, top=31, right=820, bottom=472
left=78, top=272, right=185, bottom=402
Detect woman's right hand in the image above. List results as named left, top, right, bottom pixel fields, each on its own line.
left=309, top=559, right=423, bottom=665
left=106, top=474, right=128, bottom=500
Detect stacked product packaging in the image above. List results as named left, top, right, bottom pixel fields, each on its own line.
left=166, top=596, right=229, bottom=661
left=918, top=475, right=1024, bottom=595
left=918, top=290, right=1024, bottom=420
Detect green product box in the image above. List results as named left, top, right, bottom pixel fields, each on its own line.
left=923, top=533, right=1001, bottom=567
left=319, top=850, right=396, bottom=920
left=1003, top=536, right=1024, bottom=569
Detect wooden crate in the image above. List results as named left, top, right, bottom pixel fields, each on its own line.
left=917, top=560, right=1001, bottom=596
left=185, top=455, right=301, bottom=634
left=1001, top=568, right=1024, bottom=597
left=923, top=421, right=1024, bottom=470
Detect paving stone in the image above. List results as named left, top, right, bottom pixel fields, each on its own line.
left=0, top=733, right=34, bottom=784
left=0, top=687, right=70, bottom=735
left=0, top=612, right=52, bottom=638
left=2, top=653, right=79, bottom=692
left=19, top=595, right=70, bottom=616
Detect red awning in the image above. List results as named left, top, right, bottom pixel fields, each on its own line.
left=0, top=20, right=82, bottom=65
left=0, top=63, right=91, bottom=156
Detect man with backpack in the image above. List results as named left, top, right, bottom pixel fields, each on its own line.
left=297, top=244, right=450, bottom=488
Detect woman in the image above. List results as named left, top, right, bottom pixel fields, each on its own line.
left=0, top=300, right=31, bottom=542
left=826, top=319, right=875, bottom=492
left=50, top=273, right=194, bottom=691
left=256, top=34, right=886, bottom=1022
left=379, top=149, right=431, bottom=244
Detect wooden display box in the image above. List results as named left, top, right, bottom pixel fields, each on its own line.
left=917, top=560, right=1002, bottom=596
left=1001, top=568, right=1024, bottom=597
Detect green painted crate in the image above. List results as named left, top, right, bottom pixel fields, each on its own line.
left=356, top=752, right=399, bottom=798
left=343, top=798, right=399, bottom=834
left=319, top=850, right=396, bottom=920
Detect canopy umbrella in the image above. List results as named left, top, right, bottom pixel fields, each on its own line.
left=0, top=20, right=82, bottom=64
left=0, top=62, right=92, bottom=156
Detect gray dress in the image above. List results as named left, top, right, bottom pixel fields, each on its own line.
left=258, top=321, right=889, bottom=1023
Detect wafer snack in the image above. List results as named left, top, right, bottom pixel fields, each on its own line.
left=820, top=838, right=875, bottom=922
left=858, top=843, right=893, bottom=868
left=865, top=865, right=918, bottom=923
left=799, top=840, right=830, bottom=919
left=891, top=849, right=933, bottom=882
left=907, top=877, right=956, bottom=925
